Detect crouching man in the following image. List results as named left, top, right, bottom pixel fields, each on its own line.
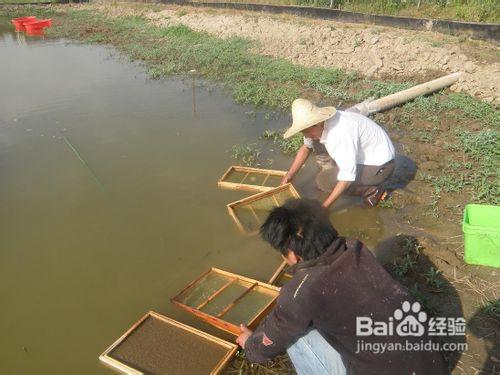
left=281, top=99, right=396, bottom=207
left=237, top=199, right=447, bottom=374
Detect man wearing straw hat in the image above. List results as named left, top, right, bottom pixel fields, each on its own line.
left=281, top=98, right=395, bottom=207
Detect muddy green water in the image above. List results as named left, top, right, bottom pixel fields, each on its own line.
left=0, top=20, right=396, bottom=374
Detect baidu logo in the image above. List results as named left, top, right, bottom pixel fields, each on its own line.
left=394, top=301, right=427, bottom=337
left=355, top=301, right=467, bottom=353
left=356, top=301, right=428, bottom=337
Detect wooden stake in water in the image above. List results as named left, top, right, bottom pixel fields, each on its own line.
left=189, top=69, right=197, bottom=118
left=62, top=136, right=103, bottom=188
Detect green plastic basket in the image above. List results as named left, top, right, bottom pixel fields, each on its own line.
left=463, top=204, right=500, bottom=268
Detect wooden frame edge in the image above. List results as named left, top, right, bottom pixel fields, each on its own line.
left=99, top=311, right=237, bottom=375
left=217, top=166, right=288, bottom=193
left=227, top=184, right=299, bottom=209
left=226, top=184, right=300, bottom=234
left=268, top=260, right=288, bottom=285
left=171, top=269, right=280, bottom=335
left=171, top=268, right=215, bottom=303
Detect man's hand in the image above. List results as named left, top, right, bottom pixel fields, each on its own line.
left=322, top=180, right=351, bottom=208
left=280, top=173, right=293, bottom=185
left=281, top=145, right=311, bottom=185
left=236, top=324, right=253, bottom=349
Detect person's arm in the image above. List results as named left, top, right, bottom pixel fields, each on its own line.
left=281, top=145, right=311, bottom=184
left=239, top=273, right=315, bottom=363
left=322, top=180, right=351, bottom=208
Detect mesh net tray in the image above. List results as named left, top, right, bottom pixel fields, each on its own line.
left=218, top=166, right=287, bottom=193
left=227, top=183, right=300, bottom=234
left=171, top=268, right=280, bottom=335
left=99, top=311, right=237, bottom=375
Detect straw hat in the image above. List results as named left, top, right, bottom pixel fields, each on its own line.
left=283, top=99, right=336, bottom=139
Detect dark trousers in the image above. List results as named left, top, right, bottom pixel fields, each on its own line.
left=315, top=160, right=395, bottom=195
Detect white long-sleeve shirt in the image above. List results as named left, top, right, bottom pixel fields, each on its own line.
left=304, top=111, right=395, bottom=181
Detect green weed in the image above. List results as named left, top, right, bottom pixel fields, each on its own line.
left=455, top=129, right=500, bottom=204
left=230, top=144, right=261, bottom=166
left=430, top=41, right=444, bottom=48
left=262, top=129, right=303, bottom=154
left=356, top=80, right=413, bottom=101
left=393, top=253, right=416, bottom=277
left=482, top=299, right=500, bottom=318
left=416, top=130, right=434, bottom=143
left=86, top=32, right=106, bottom=43
left=428, top=187, right=441, bottom=218
left=409, top=284, right=438, bottom=316
left=175, top=9, right=188, bottom=17
left=392, top=236, right=421, bottom=276
left=403, top=236, right=423, bottom=254
left=404, top=92, right=499, bottom=127
left=424, top=267, right=445, bottom=290
left=317, top=0, right=499, bottom=22
left=378, top=196, right=394, bottom=208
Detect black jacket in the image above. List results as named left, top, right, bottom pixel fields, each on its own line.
left=245, top=237, right=447, bottom=374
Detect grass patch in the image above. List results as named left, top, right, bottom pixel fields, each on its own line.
left=356, top=80, right=413, bottom=101
left=230, top=144, right=262, bottom=166
left=393, top=252, right=417, bottom=277
left=403, top=92, right=499, bottom=127
left=424, top=266, right=445, bottom=290
left=455, top=129, right=499, bottom=204
left=378, top=196, right=395, bottom=209
left=417, top=126, right=499, bottom=209
left=232, top=0, right=499, bottom=22
left=388, top=236, right=440, bottom=315
left=392, top=236, right=421, bottom=277
left=262, top=129, right=303, bottom=154
left=402, top=91, right=499, bottom=211
left=174, top=9, right=188, bottom=17
left=481, top=299, right=500, bottom=318
left=337, top=0, right=499, bottom=23
left=408, top=284, right=438, bottom=316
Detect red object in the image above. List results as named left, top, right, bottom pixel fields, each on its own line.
left=25, top=28, right=45, bottom=37
left=11, top=16, right=37, bottom=31
left=23, top=19, right=52, bottom=33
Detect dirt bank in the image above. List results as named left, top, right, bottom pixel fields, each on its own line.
left=140, top=5, right=499, bottom=104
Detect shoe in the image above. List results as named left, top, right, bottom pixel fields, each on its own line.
left=364, top=187, right=388, bottom=207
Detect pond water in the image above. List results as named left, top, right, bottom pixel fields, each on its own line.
left=0, top=19, right=399, bottom=374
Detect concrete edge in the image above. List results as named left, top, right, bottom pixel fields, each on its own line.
left=162, top=1, right=499, bottom=43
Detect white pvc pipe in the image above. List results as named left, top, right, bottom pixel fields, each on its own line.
left=349, top=72, right=461, bottom=115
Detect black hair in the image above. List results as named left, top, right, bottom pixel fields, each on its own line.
left=260, top=199, right=338, bottom=261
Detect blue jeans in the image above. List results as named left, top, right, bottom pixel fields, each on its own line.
left=287, top=329, right=347, bottom=375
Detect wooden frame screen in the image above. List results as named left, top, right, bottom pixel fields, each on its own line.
left=99, top=311, right=237, bottom=375
left=227, top=183, right=300, bottom=234
left=268, top=260, right=293, bottom=287
left=218, top=166, right=287, bottom=193
left=171, top=268, right=280, bottom=335
left=268, top=260, right=287, bottom=284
